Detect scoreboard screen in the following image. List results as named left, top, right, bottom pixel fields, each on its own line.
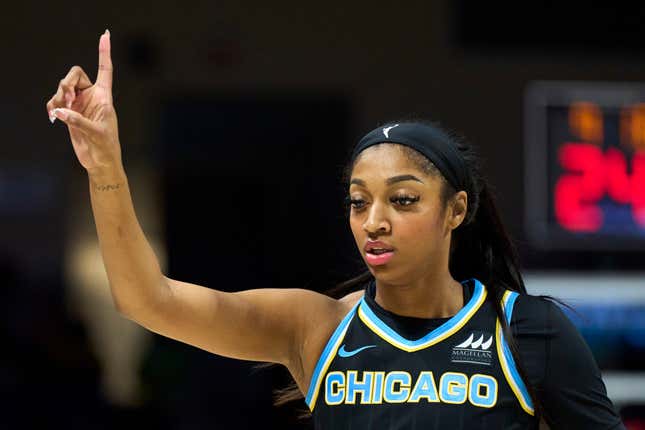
left=524, top=81, right=645, bottom=250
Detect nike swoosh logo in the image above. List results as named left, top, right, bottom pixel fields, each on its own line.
left=382, top=124, right=399, bottom=138
left=338, top=344, right=377, bottom=358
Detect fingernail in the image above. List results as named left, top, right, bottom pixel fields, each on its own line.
left=53, top=108, right=68, bottom=120
left=49, top=110, right=56, bottom=124
left=105, top=29, right=110, bottom=36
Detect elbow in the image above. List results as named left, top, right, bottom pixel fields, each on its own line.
left=111, top=290, right=140, bottom=321
left=112, top=294, right=132, bottom=318
left=109, top=276, right=171, bottom=323
left=112, top=294, right=158, bottom=326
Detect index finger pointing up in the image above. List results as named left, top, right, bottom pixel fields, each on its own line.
left=96, top=29, right=113, bottom=92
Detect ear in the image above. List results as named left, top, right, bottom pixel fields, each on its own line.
left=447, top=191, right=468, bottom=230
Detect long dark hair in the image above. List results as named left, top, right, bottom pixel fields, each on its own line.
left=270, top=119, right=544, bottom=419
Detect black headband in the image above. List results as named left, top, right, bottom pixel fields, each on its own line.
left=350, top=122, right=467, bottom=191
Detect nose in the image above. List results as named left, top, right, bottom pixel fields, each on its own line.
left=362, top=202, right=391, bottom=235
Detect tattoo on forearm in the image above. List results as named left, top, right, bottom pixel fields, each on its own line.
left=93, top=183, right=123, bottom=192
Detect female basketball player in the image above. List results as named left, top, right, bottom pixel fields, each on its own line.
left=46, top=31, right=625, bottom=429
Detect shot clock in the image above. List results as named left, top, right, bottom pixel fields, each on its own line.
left=524, top=81, right=645, bottom=250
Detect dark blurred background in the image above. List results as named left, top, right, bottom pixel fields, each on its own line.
left=2, top=0, right=645, bottom=428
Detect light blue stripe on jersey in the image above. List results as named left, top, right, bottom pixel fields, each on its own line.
left=499, top=291, right=534, bottom=415
left=504, top=291, right=518, bottom=322
left=305, top=300, right=360, bottom=410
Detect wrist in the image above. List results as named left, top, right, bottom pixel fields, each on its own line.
left=88, top=164, right=127, bottom=188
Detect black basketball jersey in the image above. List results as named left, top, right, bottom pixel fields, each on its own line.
left=306, top=278, right=537, bottom=429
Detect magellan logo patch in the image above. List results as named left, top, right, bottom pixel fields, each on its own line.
left=451, top=332, right=493, bottom=365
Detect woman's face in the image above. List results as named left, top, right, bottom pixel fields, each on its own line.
left=348, top=144, right=466, bottom=285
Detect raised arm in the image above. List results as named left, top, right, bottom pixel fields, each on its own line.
left=45, top=31, right=340, bottom=382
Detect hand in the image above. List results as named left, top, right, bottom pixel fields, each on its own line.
left=46, top=30, right=122, bottom=177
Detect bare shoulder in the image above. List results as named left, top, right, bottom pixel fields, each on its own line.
left=292, top=287, right=364, bottom=330
left=296, top=287, right=365, bottom=394
left=339, top=289, right=365, bottom=308
left=300, top=288, right=364, bottom=334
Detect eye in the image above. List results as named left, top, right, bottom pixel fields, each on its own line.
left=350, top=198, right=367, bottom=210
left=345, top=195, right=367, bottom=210
left=391, top=195, right=420, bottom=206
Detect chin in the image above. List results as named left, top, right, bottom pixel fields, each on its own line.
left=367, top=265, right=406, bottom=285
left=368, top=261, right=431, bottom=287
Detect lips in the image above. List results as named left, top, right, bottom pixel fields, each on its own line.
left=364, top=240, right=395, bottom=266
left=364, top=240, right=395, bottom=254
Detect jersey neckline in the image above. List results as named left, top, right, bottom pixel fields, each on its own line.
left=363, top=279, right=474, bottom=337
left=357, top=278, right=487, bottom=352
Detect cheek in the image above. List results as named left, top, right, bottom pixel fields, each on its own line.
left=396, top=213, right=444, bottom=250
left=349, top=216, right=363, bottom=241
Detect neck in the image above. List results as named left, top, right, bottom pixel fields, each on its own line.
left=373, top=269, right=464, bottom=319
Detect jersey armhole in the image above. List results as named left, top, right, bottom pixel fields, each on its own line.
left=305, top=300, right=360, bottom=411
left=496, top=291, right=535, bottom=416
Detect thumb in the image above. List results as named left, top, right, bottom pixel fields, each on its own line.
left=53, top=108, right=102, bottom=135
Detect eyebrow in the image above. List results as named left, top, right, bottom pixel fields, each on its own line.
left=350, top=174, right=424, bottom=187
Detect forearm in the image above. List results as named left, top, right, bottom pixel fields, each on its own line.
left=88, top=166, right=168, bottom=316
